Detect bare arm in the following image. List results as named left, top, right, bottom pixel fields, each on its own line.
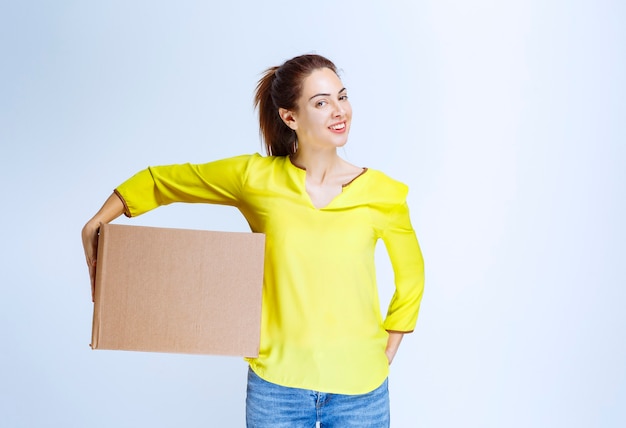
left=81, top=192, right=126, bottom=300
left=385, top=331, right=405, bottom=365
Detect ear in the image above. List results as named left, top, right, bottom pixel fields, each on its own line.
left=279, top=108, right=298, bottom=130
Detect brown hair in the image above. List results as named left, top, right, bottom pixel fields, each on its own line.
left=254, top=54, right=338, bottom=156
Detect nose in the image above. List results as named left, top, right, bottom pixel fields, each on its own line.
left=332, top=100, right=346, bottom=117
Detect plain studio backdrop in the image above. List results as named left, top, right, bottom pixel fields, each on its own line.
left=1, top=1, right=624, bottom=427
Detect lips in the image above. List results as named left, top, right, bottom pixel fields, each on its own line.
left=329, top=122, right=346, bottom=131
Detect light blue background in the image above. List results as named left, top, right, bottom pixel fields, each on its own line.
left=1, top=1, right=624, bottom=427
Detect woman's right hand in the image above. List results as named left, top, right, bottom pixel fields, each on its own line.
left=82, top=220, right=101, bottom=301
left=82, top=192, right=126, bottom=301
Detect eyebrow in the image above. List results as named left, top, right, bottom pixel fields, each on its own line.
left=308, top=87, right=347, bottom=102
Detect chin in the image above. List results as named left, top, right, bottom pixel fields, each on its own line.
left=330, top=130, right=350, bottom=147
left=328, top=135, right=349, bottom=149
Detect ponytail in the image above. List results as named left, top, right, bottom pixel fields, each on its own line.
left=254, top=67, right=296, bottom=156
left=254, top=54, right=338, bottom=156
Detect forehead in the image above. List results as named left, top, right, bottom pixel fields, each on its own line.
left=301, top=68, right=344, bottom=96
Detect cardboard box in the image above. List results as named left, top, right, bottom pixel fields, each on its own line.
left=91, top=224, right=265, bottom=357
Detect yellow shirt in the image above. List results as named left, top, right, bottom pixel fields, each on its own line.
left=115, top=153, right=424, bottom=394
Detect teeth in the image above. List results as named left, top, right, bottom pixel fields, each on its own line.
left=330, top=123, right=345, bottom=130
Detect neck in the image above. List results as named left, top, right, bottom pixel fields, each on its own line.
left=291, top=146, right=342, bottom=185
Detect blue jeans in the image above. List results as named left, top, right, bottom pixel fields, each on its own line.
left=245, top=368, right=390, bottom=428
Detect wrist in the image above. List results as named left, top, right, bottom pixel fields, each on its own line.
left=82, top=220, right=100, bottom=239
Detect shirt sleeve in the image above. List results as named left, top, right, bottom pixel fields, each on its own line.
left=381, top=200, right=425, bottom=333
left=115, top=154, right=254, bottom=217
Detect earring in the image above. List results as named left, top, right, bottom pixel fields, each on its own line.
left=291, top=136, right=298, bottom=154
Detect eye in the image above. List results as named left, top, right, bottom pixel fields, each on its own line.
left=339, top=94, right=349, bottom=101
left=316, top=100, right=328, bottom=108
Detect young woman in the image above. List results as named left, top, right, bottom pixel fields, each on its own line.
left=82, top=54, right=424, bottom=428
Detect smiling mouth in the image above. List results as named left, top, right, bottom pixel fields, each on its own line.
left=329, top=122, right=346, bottom=131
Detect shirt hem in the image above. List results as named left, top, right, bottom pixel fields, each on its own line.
left=113, top=188, right=131, bottom=217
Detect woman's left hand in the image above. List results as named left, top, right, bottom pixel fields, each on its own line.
left=385, top=332, right=404, bottom=365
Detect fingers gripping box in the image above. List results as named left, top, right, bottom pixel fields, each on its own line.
left=91, top=224, right=265, bottom=357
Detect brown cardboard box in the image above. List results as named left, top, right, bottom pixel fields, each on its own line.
left=91, top=224, right=265, bottom=357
